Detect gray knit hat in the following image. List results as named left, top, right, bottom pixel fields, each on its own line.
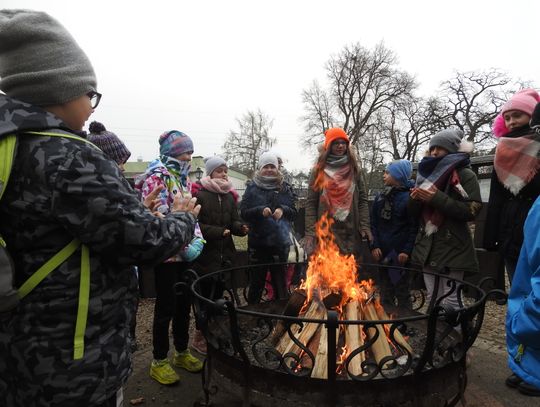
left=429, top=129, right=465, bottom=154
left=258, top=151, right=279, bottom=170
left=0, top=9, right=97, bottom=106
left=204, top=155, right=227, bottom=176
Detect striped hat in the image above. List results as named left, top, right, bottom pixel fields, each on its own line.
left=159, top=130, right=194, bottom=158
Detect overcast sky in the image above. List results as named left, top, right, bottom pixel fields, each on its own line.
left=3, top=0, right=539, bottom=171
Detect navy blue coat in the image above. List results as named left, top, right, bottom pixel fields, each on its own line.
left=240, top=181, right=297, bottom=250
left=370, top=187, right=418, bottom=256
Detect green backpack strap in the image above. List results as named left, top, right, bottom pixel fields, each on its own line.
left=0, top=134, right=16, bottom=201
left=10, top=130, right=94, bottom=360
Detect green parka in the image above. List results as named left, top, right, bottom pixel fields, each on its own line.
left=305, top=169, right=371, bottom=258
left=409, top=166, right=482, bottom=274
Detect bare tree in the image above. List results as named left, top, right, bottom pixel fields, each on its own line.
left=222, top=109, right=275, bottom=177
left=300, top=42, right=417, bottom=152
left=376, top=96, right=443, bottom=161
left=436, top=69, right=520, bottom=152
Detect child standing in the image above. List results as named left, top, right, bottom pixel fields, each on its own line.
left=370, top=160, right=418, bottom=308
left=409, top=129, right=482, bottom=311
left=304, top=128, right=371, bottom=260
left=483, top=90, right=540, bottom=285
left=240, top=152, right=297, bottom=304
left=136, top=130, right=205, bottom=385
left=192, top=156, right=249, bottom=352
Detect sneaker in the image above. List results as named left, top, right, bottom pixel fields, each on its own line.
left=518, top=381, right=540, bottom=397
left=505, top=373, right=522, bottom=389
left=149, top=359, right=179, bottom=385
left=173, top=349, right=203, bottom=373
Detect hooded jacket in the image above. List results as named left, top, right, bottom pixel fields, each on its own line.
left=506, top=195, right=540, bottom=389
left=0, top=95, right=196, bottom=406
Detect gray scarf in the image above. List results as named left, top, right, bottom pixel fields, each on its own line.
left=326, top=154, right=349, bottom=168
left=253, top=172, right=283, bottom=190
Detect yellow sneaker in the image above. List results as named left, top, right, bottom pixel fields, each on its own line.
left=149, top=359, right=180, bottom=385
left=172, top=349, right=203, bottom=373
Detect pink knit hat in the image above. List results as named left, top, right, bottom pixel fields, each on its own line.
left=493, top=89, right=540, bottom=138
left=501, top=88, right=540, bottom=116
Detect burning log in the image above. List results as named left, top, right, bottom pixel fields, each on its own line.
left=374, top=303, right=414, bottom=355
left=271, top=289, right=307, bottom=345
left=311, top=323, right=327, bottom=379
left=363, top=302, right=393, bottom=368
left=281, top=300, right=326, bottom=357
left=344, top=301, right=365, bottom=376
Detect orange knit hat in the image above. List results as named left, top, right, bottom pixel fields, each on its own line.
left=324, top=127, right=349, bottom=150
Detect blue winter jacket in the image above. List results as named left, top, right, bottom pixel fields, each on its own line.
left=506, top=195, right=540, bottom=389
left=370, top=186, right=418, bottom=257
left=240, top=181, right=297, bottom=249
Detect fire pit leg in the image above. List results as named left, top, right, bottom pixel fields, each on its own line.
left=196, top=355, right=214, bottom=407
left=326, top=310, right=338, bottom=407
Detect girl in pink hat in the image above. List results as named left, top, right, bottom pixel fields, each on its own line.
left=484, top=89, right=540, bottom=285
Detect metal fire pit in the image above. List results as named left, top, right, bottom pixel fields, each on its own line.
left=189, top=263, right=505, bottom=407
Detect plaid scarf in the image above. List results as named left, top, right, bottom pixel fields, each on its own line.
left=416, top=153, right=470, bottom=235
left=494, top=130, right=540, bottom=196
left=320, top=159, right=355, bottom=222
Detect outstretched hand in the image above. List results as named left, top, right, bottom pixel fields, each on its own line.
left=143, top=184, right=165, bottom=212
left=172, top=195, right=201, bottom=218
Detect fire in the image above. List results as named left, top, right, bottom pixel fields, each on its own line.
left=274, top=212, right=414, bottom=379
left=300, top=213, right=375, bottom=305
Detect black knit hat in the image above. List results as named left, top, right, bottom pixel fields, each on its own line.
left=87, top=121, right=131, bottom=165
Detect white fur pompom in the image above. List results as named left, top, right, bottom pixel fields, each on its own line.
left=458, top=140, right=474, bottom=153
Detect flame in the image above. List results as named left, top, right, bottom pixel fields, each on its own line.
left=300, top=213, right=375, bottom=306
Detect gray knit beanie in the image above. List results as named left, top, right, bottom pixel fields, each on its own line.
left=429, top=129, right=465, bottom=154
left=0, top=9, right=97, bottom=106
left=204, top=155, right=227, bottom=176
left=258, top=151, right=279, bottom=170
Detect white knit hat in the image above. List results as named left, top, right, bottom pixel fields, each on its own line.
left=204, top=155, right=227, bottom=176
left=258, top=151, right=279, bottom=170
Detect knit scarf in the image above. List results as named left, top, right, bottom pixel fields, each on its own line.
left=379, top=184, right=412, bottom=220
left=416, top=153, right=470, bottom=235
left=494, top=127, right=540, bottom=196
left=320, top=155, right=355, bottom=221
left=160, top=155, right=192, bottom=195
left=200, top=176, right=233, bottom=195
left=252, top=172, right=283, bottom=190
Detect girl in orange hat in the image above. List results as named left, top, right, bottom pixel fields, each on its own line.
left=304, top=128, right=371, bottom=262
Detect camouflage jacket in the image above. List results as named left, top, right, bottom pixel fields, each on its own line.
left=0, top=95, right=196, bottom=406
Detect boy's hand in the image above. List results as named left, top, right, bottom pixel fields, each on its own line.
left=172, top=195, right=201, bottom=218
left=262, top=207, right=272, bottom=217
left=223, top=229, right=231, bottom=237
left=143, top=184, right=164, bottom=211
left=398, top=253, right=409, bottom=265
left=371, top=248, right=382, bottom=262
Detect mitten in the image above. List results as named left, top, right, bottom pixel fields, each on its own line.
left=181, top=237, right=206, bottom=262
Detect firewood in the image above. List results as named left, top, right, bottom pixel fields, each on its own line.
left=363, top=302, right=393, bottom=369
left=373, top=302, right=414, bottom=355
left=344, top=301, right=364, bottom=376
left=271, top=289, right=307, bottom=345
left=311, top=322, right=328, bottom=379
left=279, top=300, right=326, bottom=356
left=323, top=291, right=342, bottom=309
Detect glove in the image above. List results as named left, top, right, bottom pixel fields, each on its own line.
left=181, top=237, right=206, bottom=262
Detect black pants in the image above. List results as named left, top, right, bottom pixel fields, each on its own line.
left=152, top=262, right=192, bottom=360
left=247, top=246, right=288, bottom=304
left=377, top=266, right=411, bottom=309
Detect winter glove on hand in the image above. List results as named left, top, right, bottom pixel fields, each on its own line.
left=181, top=237, right=206, bottom=262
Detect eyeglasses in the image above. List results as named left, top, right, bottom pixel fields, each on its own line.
left=87, top=91, right=102, bottom=109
